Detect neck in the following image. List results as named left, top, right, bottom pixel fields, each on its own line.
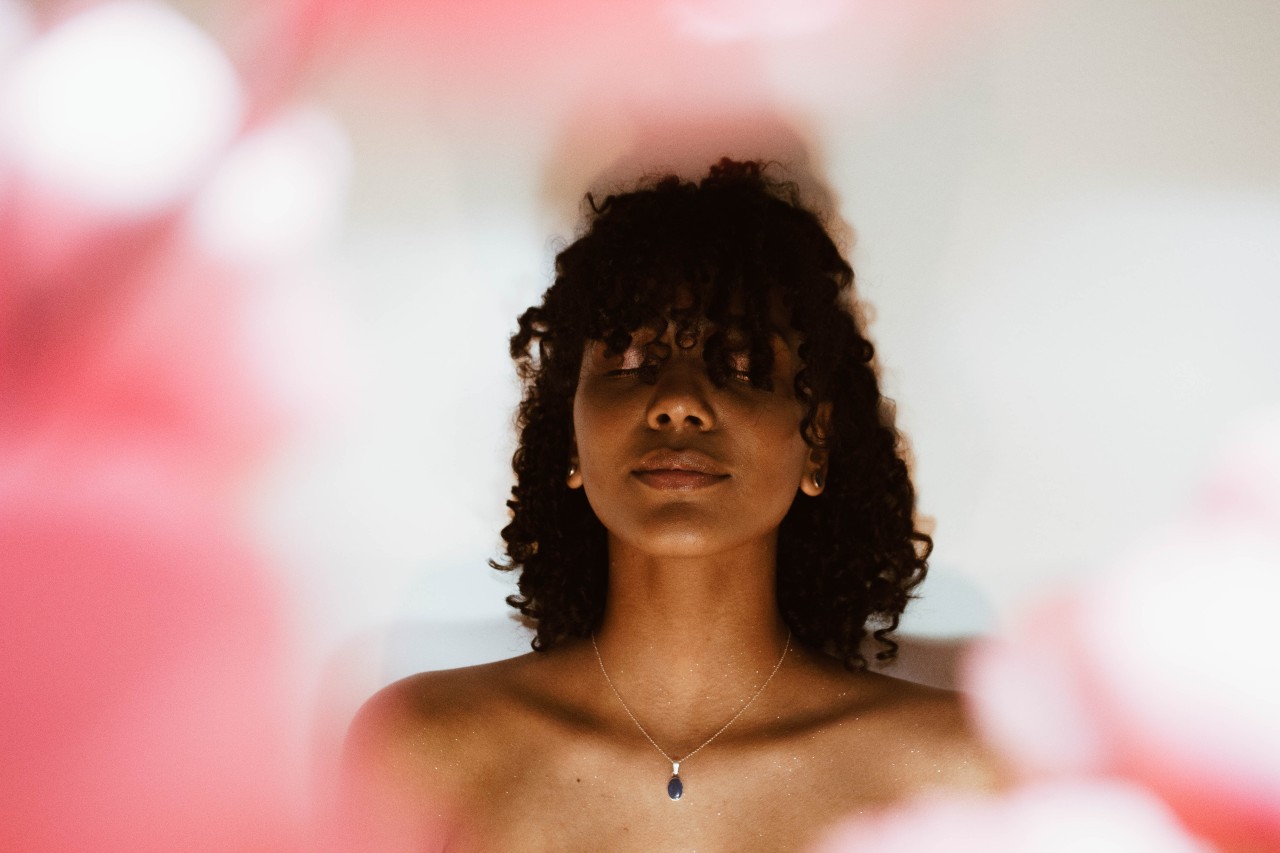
left=591, top=533, right=791, bottom=725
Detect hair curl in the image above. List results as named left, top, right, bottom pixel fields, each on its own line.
left=492, top=158, right=930, bottom=669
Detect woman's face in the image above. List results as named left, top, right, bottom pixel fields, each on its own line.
left=571, top=299, right=824, bottom=560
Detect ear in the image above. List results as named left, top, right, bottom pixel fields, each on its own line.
left=799, top=450, right=828, bottom=497
left=799, top=402, right=832, bottom=498
left=566, top=439, right=583, bottom=489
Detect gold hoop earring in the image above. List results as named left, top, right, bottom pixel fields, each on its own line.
left=812, top=471, right=825, bottom=491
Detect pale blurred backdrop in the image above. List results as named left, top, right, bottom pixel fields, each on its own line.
left=111, top=0, right=1280, bottom=696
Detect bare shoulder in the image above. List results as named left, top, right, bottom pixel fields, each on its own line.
left=849, top=671, right=1010, bottom=793
left=789, top=650, right=1008, bottom=798
left=345, top=655, right=532, bottom=775
left=340, top=655, right=544, bottom=847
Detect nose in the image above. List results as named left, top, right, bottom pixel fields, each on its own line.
left=645, top=360, right=717, bottom=432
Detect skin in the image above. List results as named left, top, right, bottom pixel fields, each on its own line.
left=344, top=300, right=1006, bottom=852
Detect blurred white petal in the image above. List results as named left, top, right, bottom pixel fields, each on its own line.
left=190, top=106, right=350, bottom=264
left=962, top=599, right=1109, bottom=778
left=0, top=1, right=243, bottom=216
left=1082, top=525, right=1280, bottom=801
left=0, top=0, right=32, bottom=66
left=815, top=780, right=1211, bottom=853
left=963, top=414, right=1280, bottom=846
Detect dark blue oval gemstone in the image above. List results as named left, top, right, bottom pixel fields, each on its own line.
left=667, top=775, right=683, bottom=800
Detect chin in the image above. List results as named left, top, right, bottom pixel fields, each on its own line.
left=621, top=517, right=756, bottom=559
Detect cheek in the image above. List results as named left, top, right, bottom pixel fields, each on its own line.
left=772, top=432, right=813, bottom=488
left=571, top=400, right=637, bottom=534
left=744, top=409, right=812, bottom=489
left=572, top=388, right=625, bottom=474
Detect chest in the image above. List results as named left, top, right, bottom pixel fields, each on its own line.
left=444, top=723, right=920, bottom=853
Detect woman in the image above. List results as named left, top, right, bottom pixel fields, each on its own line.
left=345, top=159, right=1002, bottom=851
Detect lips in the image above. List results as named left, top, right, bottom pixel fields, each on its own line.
left=633, top=449, right=729, bottom=490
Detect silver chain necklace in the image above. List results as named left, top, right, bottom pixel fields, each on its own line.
left=590, top=630, right=792, bottom=801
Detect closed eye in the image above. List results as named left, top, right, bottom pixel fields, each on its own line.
left=605, top=365, right=752, bottom=378
left=727, top=352, right=754, bottom=383
left=608, top=342, right=655, bottom=372
left=605, top=361, right=661, bottom=379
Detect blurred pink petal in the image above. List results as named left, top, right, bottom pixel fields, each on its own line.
left=2, top=242, right=286, bottom=486
left=1, top=4, right=348, bottom=849
left=964, top=413, right=1280, bottom=849
left=1, top=237, right=308, bottom=851
left=0, top=486, right=305, bottom=852
left=665, top=0, right=848, bottom=41
left=813, top=780, right=1212, bottom=853
left=235, top=0, right=1020, bottom=115
left=1080, top=528, right=1280, bottom=848
left=963, top=597, right=1108, bottom=778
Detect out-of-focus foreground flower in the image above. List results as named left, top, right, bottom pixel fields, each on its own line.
left=817, top=412, right=1280, bottom=852
left=814, top=779, right=1214, bottom=853
left=1, top=1, right=346, bottom=849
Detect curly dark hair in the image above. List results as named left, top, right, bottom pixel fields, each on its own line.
left=492, top=158, right=930, bottom=669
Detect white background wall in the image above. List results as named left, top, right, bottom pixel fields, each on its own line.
left=196, top=0, right=1280, bottom=695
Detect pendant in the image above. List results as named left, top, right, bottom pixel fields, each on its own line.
left=667, top=761, right=683, bottom=800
